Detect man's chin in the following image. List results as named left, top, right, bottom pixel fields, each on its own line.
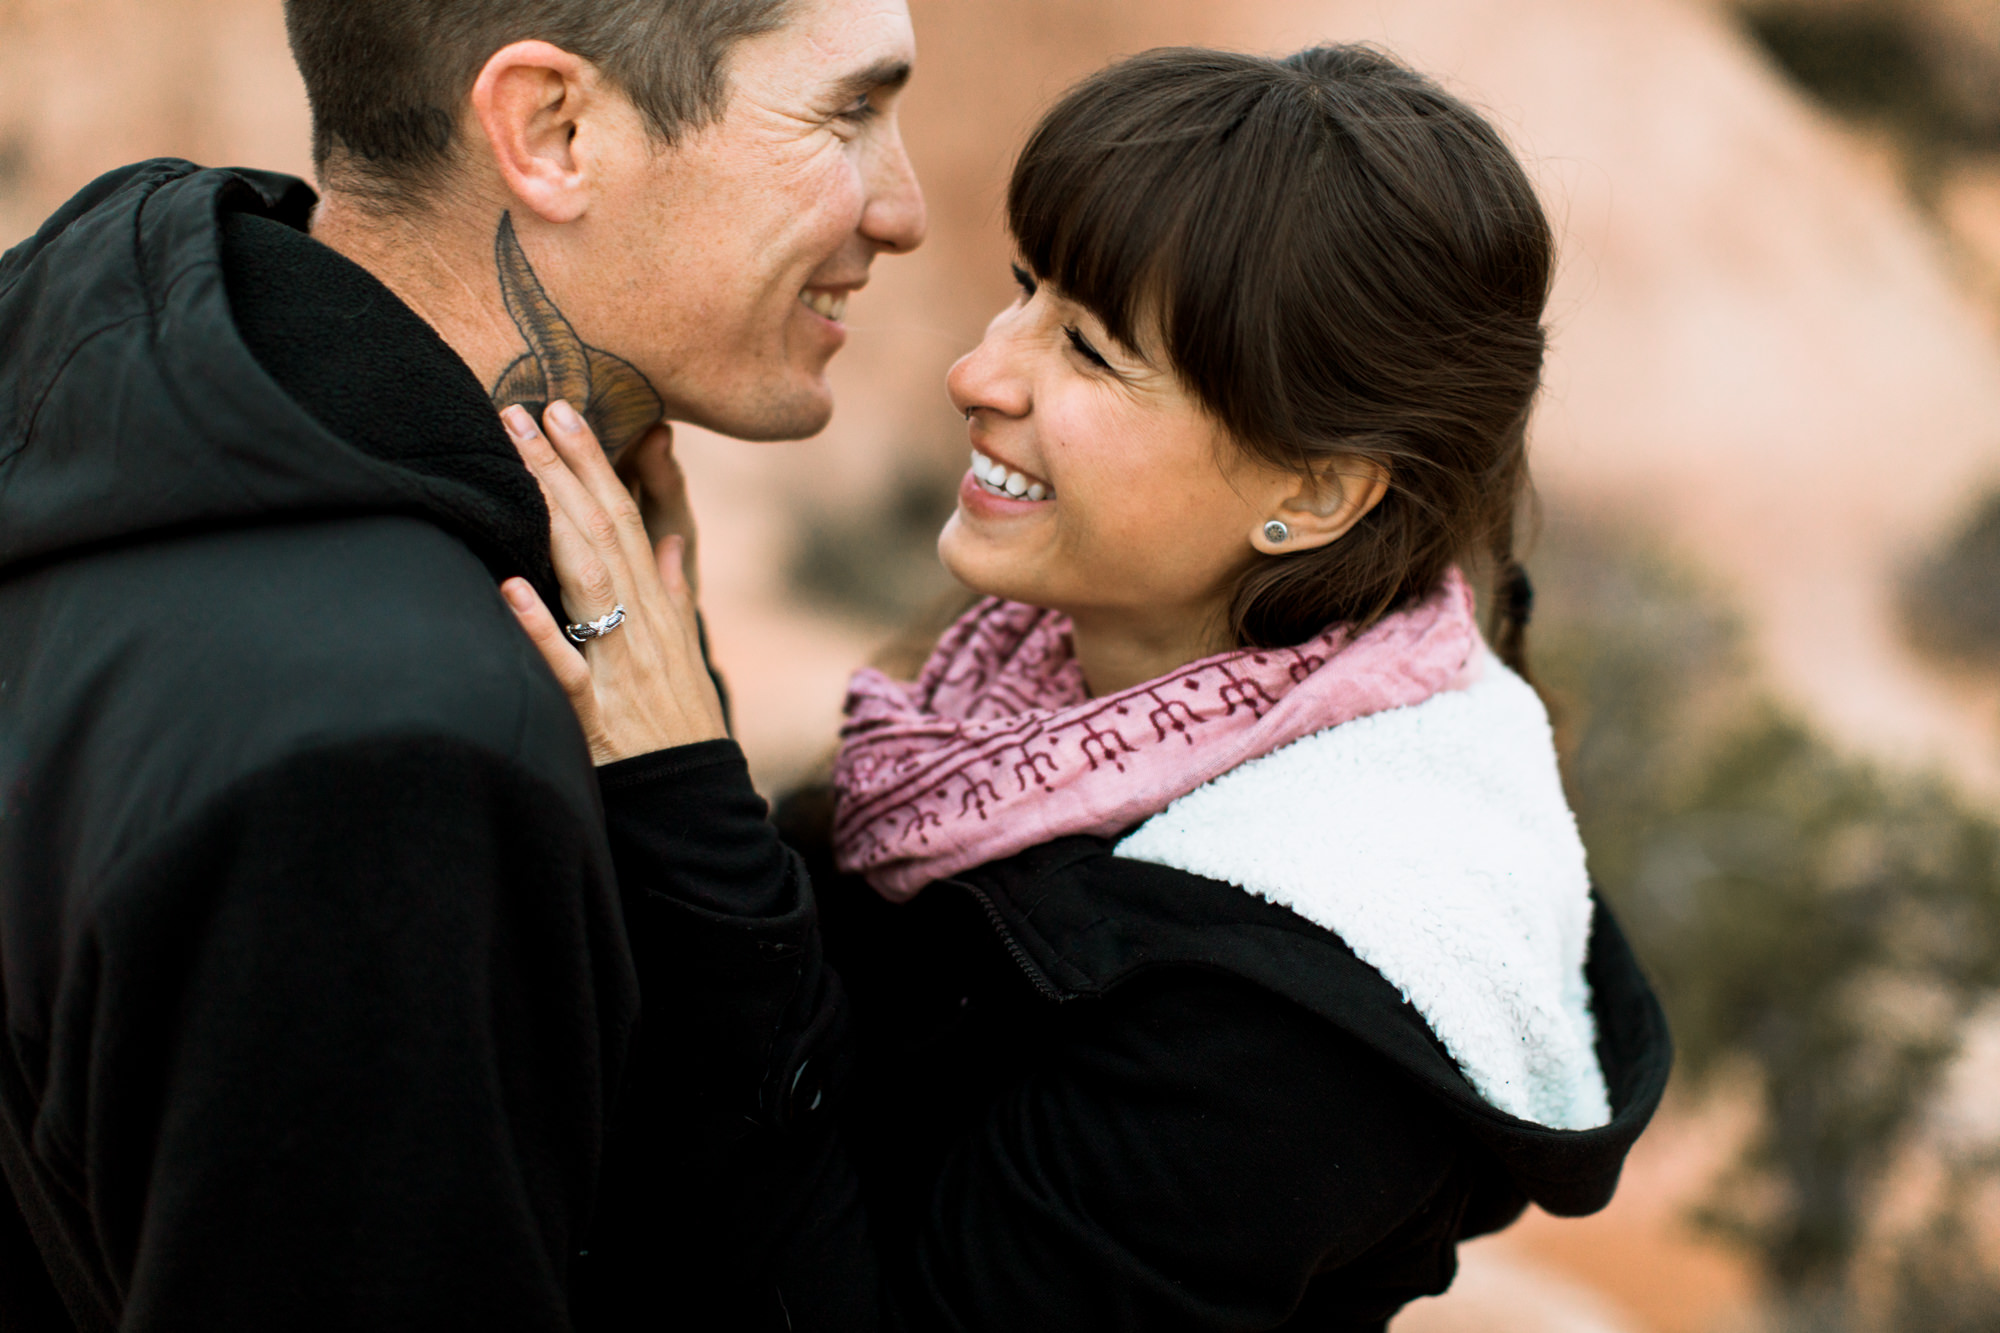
left=686, top=379, right=835, bottom=443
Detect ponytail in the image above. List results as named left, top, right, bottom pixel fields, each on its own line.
left=1492, top=560, right=1534, bottom=681
left=1488, top=496, right=1534, bottom=682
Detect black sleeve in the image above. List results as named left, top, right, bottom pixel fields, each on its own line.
left=67, top=736, right=634, bottom=1332
left=594, top=739, right=831, bottom=1145
left=587, top=742, right=854, bottom=1328
left=883, top=971, right=1463, bottom=1332
left=597, top=739, right=790, bottom=918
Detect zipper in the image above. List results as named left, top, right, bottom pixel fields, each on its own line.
left=945, top=877, right=1068, bottom=1003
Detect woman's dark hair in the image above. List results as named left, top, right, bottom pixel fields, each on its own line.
left=1008, top=45, right=1551, bottom=673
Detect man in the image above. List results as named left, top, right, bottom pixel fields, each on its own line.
left=0, top=0, right=922, bottom=1327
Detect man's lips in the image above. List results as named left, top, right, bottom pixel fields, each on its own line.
left=798, top=278, right=867, bottom=324
left=799, top=289, right=849, bottom=321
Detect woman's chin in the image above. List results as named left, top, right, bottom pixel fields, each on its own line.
left=938, top=515, right=1040, bottom=607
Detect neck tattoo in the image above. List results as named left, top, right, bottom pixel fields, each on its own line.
left=489, top=212, right=665, bottom=458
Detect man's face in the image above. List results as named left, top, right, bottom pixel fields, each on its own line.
left=564, top=0, right=925, bottom=442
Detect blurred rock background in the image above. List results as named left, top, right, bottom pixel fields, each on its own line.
left=6, top=0, right=2000, bottom=1329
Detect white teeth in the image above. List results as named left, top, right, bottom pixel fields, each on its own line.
left=968, top=447, right=1054, bottom=500
left=801, top=290, right=848, bottom=321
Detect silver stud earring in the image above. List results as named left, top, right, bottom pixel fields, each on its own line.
left=1263, top=520, right=1291, bottom=545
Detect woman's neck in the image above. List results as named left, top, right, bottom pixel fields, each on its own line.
left=1066, top=603, right=1236, bottom=697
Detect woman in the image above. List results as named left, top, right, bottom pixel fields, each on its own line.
left=501, top=44, right=1670, bottom=1331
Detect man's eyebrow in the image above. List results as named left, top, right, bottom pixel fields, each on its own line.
left=827, top=58, right=912, bottom=103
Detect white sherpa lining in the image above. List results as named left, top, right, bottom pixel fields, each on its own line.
left=1114, top=656, right=1611, bottom=1130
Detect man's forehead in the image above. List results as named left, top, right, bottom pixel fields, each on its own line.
left=753, top=0, right=915, bottom=93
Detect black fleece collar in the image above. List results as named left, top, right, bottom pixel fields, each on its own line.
left=221, top=209, right=563, bottom=613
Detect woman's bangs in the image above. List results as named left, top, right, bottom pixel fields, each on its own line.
left=1005, top=99, right=1216, bottom=354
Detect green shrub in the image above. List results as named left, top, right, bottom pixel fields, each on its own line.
left=1533, top=518, right=2000, bottom=1327
left=1901, top=490, right=2000, bottom=667
left=1742, top=2, right=2000, bottom=172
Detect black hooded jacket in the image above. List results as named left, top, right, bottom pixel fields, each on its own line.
left=750, top=802, right=1671, bottom=1333
left=0, top=162, right=818, bottom=1331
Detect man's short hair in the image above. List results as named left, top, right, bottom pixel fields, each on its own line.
left=284, top=0, right=795, bottom=208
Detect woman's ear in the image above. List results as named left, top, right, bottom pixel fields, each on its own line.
left=1249, top=456, right=1391, bottom=556
left=471, top=41, right=599, bottom=225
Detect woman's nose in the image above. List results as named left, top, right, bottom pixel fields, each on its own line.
left=947, top=313, right=1031, bottom=420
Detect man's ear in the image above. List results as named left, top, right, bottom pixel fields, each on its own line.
left=1248, top=455, right=1391, bottom=556
left=471, top=41, right=598, bottom=225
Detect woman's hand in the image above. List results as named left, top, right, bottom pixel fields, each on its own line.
left=499, top=400, right=728, bottom=765
left=616, top=420, right=701, bottom=596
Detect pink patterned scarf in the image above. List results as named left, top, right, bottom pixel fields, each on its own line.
left=832, top=569, right=1482, bottom=899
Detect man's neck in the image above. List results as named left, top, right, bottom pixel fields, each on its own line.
left=309, top=189, right=524, bottom=397
left=310, top=188, right=671, bottom=461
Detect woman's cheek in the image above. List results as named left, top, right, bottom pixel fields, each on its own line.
left=1114, top=491, right=1224, bottom=604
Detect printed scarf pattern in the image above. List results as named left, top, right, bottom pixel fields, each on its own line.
left=832, top=569, right=1480, bottom=899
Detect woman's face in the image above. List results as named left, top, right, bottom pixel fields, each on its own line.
left=939, top=268, right=1285, bottom=639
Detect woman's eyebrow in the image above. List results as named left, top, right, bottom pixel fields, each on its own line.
left=826, top=58, right=912, bottom=105
left=1090, top=315, right=1156, bottom=369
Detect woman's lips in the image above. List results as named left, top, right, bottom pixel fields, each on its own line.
left=968, top=447, right=1053, bottom=501
left=958, top=468, right=1051, bottom=517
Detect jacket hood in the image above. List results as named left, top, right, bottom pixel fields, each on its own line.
left=1117, top=657, right=1610, bottom=1132
left=954, top=836, right=1672, bottom=1219
left=0, top=159, right=547, bottom=588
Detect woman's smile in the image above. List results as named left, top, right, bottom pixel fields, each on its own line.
left=967, top=446, right=1054, bottom=502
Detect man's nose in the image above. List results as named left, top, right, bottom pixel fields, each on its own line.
left=861, top=133, right=927, bottom=255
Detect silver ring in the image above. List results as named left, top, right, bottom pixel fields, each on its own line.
left=564, top=604, right=627, bottom=645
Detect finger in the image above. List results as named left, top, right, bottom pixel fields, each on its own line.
left=547, top=498, right=622, bottom=625
left=656, top=534, right=693, bottom=604
left=530, top=405, right=686, bottom=633
left=626, top=425, right=699, bottom=590
left=505, top=404, right=622, bottom=564
left=615, top=422, right=676, bottom=488
left=505, top=405, right=632, bottom=617
left=501, top=578, right=598, bottom=714
left=542, top=401, right=657, bottom=579
left=626, top=424, right=686, bottom=504
left=505, top=403, right=602, bottom=539
left=635, top=471, right=700, bottom=597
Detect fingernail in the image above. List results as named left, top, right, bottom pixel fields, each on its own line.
left=501, top=579, right=536, bottom=611
left=502, top=405, right=539, bottom=442
left=548, top=399, right=584, bottom=433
